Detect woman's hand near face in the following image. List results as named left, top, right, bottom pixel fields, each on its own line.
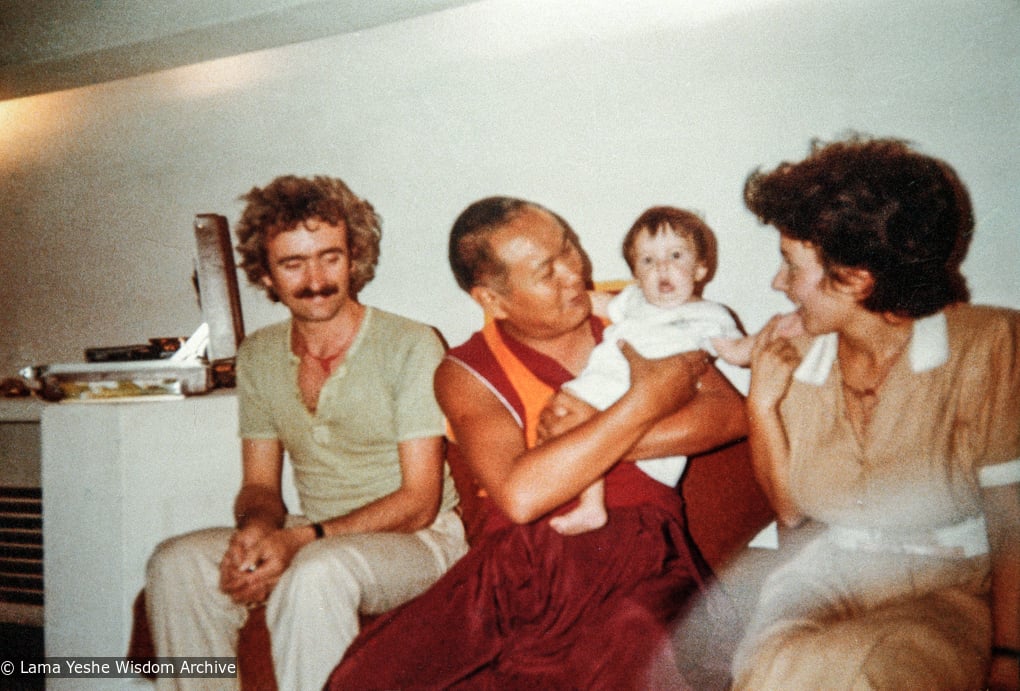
left=743, top=313, right=805, bottom=526
left=747, top=314, right=803, bottom=412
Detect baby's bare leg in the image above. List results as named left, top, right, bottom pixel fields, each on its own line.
left=549, top=479, right=608, bottom=535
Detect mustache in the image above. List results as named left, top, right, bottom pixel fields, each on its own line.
left=295, top=285, right=341, bottom=299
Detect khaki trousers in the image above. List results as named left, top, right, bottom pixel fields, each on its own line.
left=145, top=510, right=467, bottom=691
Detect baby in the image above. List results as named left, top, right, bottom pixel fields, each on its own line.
left=550, top=206, right=742, bottom=535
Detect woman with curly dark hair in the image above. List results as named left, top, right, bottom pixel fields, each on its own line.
left=718, top=136, right=1020, bottom=690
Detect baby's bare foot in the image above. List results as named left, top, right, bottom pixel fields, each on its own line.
left=550, top=504, right=608, bottom=536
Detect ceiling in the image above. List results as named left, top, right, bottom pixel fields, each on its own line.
left=0, top=0, right=480, bottom=101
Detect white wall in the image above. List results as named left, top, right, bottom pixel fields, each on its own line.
left=1, top=0, right=1017, bottom=384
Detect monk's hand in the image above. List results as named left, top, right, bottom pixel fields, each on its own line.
left=538, top=390, right=597, bottom=444
left=620, top=340, right=709, bottom=420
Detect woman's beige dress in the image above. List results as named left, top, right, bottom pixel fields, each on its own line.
left=732, top=304, right=1020, bottom=690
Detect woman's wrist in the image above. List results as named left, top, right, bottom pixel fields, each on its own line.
left=234, top=513, right=279, bottom=534
left=747, top=393, right=782, bottom=423
left=283, top=522, right=324, bottom=547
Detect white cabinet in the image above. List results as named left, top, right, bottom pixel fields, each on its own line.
left=41, top=392, right=247, bottom=689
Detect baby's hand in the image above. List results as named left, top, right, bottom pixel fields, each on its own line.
left=712, top=313, right=805, bottom=367
left=712, top=334, right=755, bottom=367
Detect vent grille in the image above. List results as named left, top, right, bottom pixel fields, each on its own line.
left=0, top=486, right=43, bottom=607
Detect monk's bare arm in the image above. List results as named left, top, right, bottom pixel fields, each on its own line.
left=435, top=344, right=704, bottom=524
left=540, top=365, right=748, bottom=461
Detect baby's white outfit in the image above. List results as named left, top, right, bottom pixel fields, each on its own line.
left=564, top=284, right=741, bottom=486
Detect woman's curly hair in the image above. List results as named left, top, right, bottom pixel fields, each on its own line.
left=235, top=175, right=381, bottom=300
left=744, top=135, right=973, bottom=317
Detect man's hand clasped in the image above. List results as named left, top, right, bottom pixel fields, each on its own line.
left=219, top=524, right=304, bottom=608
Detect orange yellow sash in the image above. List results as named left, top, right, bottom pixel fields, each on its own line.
left=480, top=321, right=555, bottom=449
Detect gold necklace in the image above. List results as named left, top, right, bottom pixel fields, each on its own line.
left=839, top=335, right=910, bottom=432
left=840, top=336, right=910, bottom=398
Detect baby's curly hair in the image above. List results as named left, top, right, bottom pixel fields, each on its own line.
left=235, top=175, right=381, bottom=300
left=744, top=135, right=973, bottom=318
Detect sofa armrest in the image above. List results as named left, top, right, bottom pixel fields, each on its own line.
left=680, top=438, right=774, bottom=571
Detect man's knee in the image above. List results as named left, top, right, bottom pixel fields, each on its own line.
left=265, top=541, right=362, bottom=636
left=146, top=529, right=224, bottom=596
left=279, top=540, right=360, bottom=593
left=147, top=534, right=195, bottom=585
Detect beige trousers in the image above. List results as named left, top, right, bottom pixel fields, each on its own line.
left=731, top=533, right=991, bottom=691
left=145, top=510, right=467, bottom=691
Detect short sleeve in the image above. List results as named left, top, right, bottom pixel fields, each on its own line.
left=391, top=325, right=447, bottom=443
left=236, top=336, right=279, bottom=440
left=972, top=309, right=1020, bottom=482
left=979, top=459, right=1020, bottom=487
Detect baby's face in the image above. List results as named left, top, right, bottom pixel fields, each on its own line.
left=632, top=228, right=708, bottom=309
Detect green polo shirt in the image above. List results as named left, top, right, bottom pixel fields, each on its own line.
left=237, top=307, right=458, bottom=523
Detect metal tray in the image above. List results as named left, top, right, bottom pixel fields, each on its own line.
left=21, top=360, right=211, bottom=401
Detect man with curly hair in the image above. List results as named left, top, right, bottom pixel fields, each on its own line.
left=145, top=175, right=467, bottom=690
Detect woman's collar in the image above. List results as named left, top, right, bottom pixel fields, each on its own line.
left=793, top=311, right=949, bottom=385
